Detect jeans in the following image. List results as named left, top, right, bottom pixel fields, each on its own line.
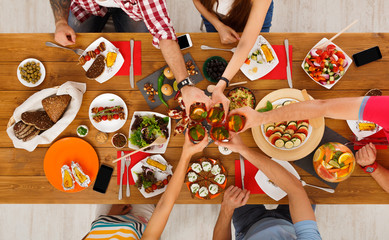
left=202, top=0, right=274, bottom=33
left=68, top=8, right=148, bottom=33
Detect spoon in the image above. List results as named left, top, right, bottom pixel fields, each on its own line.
left=301, top=180, right=335, bottom=193
left=112, top=136, right=167, bottom=163
left=201, top=45, right=236, bottom=53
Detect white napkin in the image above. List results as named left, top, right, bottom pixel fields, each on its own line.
left=6, top=81, right=87, bottom=152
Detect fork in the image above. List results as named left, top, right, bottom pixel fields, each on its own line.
left=125, top=156, right=131, bottom=197
left=201, top=45, right=236, bottom=53
left=45, top=42, right=85, bottom=55
left=301, top=180, right=335, bottom=193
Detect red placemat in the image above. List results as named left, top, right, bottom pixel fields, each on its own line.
left=112, top=41, right=141, bottom=76
left=116, top=151, right=150, bottom=185
left=260, top=45, right=292, bottom=80
left=353, top=130, right=388, bottom=150
left=235, top=159, right=265, bottom=194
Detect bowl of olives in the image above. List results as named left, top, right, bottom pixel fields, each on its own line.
left=17, top=58, right=46, bottom=87
left=203, top=56, right=228, bottom=83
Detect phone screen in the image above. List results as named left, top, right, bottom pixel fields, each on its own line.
left=93, top=164, right=113, bottom=194
left=353, top=46, right=382, bottom=67
left=177, top=35, right=191, bottom=49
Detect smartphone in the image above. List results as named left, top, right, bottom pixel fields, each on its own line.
left=93, top=164, right=113, bottom=194
left=177, top=34, right=193, bottom=50
left=352, top=46, right=382, bottom=67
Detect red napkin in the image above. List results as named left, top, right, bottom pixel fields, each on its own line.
left=259, top=45, right=292, bottom=80
left=353, top=130, right=388, bottom=150
left=235, top=159, right=265, bottom=194
left=116, top=151, right=150, bottom=185
left=112, top=41, right=142, bottom=76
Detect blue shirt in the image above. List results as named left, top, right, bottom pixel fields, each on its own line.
left=243, top=218, right=322, bottom=240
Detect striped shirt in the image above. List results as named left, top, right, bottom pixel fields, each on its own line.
left=70, top=0, right=177, bottom=48
left=85, top=214, right=146, bottom=240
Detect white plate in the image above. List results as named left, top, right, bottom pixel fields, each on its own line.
left=81, top=37, right=124, bottom=84
left=16, top=58, right=46, bottom=87
left=255, top=158, right=300, bottom=201
left=261, top=98, right=312, bottom=150
left=131, top=155, right=173, bottom=198
left=301, top=38, right=353, bottom=89
left=88, top=93, right=128, bottom=133
left=346, top=120, right=382, bottom=141
left=240, top=35, right=279, bottom=81
left=128, top=111, right=171, bottom=154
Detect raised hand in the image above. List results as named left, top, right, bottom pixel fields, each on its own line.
left=54, top=21, right=76, bottom=46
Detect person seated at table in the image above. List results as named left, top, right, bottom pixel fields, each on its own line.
left=49, top=0, right=211, bottom=111
left=213, top=135, right=322, bottom=240
left=193, top=0, right=274, bottom=44
left=192, top=0, right=273, bottom=114
left=83, top=131, right=208, bottom=240
left=230, top=96, right=389, bottom=193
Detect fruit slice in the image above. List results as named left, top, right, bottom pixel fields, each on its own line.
left=338, top=152, right=353, bottom=165
left=173, top=80, right=178, bottom=91
left=328, top=160, right=341, bottom=168
left=316, top=164, right=336, bottom=181
left=313, top=147, right=324, bottom=162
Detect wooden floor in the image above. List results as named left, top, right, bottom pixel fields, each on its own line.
left=1, top=0, right=389, bottom=239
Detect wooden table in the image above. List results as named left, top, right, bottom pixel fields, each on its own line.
left=0, top=33, right=388, bottom=204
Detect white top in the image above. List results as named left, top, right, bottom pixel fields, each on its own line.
left=95, top=0, right=121, bottom=8
left=213, top=0, right=234, bottom=16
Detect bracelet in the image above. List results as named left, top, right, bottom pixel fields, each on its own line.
left=218, top=76, right=230, bottom=87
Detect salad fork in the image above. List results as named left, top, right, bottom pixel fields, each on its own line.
left=201, top=45, right=236, bottom=53
left=45, top=42, right=85, bottom=55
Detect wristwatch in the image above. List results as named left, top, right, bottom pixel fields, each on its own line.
left=360, top=161, right=378, bottom=173
left=177, top=77, right=194, bottom=91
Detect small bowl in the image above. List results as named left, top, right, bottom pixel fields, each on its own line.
left=111, top=133, right=127, bottom=149
left=76, top=125, right=89, bottom=137
left=17, top=58, right=46, bottom=87
left=227, top=86, right=256, bottom=110
left=95, top=131, right=108, bottom=144
left=203, top=56, right=228, bottom=83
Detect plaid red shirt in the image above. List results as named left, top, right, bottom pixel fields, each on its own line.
left=70, top=0, right=176, bottom=48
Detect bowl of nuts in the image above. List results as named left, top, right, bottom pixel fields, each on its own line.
left=17, top=58, right=46, bottom=87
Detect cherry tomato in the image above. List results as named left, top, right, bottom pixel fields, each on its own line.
left=152, top=184, right=157, bottom=190
left=163, top=179, right=168, bottom=185
left=94, top=49, right=100, bottom=54
left=84, top=55, right=91, bottom=61
left=98, top=107, right=104, bottom=112
left=102, top=115, right=108, bottom=121
left=113, top=114, right=119, bottom=120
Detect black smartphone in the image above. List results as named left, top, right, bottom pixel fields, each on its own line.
left=177, top=34, right=193, bottom=50
left=352, top=46, right=382, bottom=67
left=93, top=164, right=113, bottom=194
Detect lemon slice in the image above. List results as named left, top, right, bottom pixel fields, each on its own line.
left=173, top=81, right=178, bottom=91
left=313, top=147, right=324, bottom=162
left=338, top=152, right=353, bottom=164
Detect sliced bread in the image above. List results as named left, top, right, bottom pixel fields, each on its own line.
left=21, top=111, right=54, bottom=130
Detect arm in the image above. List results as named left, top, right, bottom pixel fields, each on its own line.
left=141, top=132, right=208, bottom=240
left=230, top=97, right=364, bottom=132
left=213, top=186, right=250, bottom=240
left=192, top=0, right=240, bottom=44
left=49, top=0, right=76, bottom=46
left=211, top=0, right=272, bottom=113
left=217, top=136, right=316, bottom=223
left=356, top=143, right=389, bottom=193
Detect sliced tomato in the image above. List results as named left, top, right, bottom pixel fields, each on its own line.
left=286, top=125, right=297, bottom=132
left=332, top=66, right=339, bottom=73
left=244, top=58, right=250, bottom=65
left=270, top=135, right=281, bottom=145
left=316, top=49, right=323, bottom=55
left=306, top=58, right=314, bottom=66
left=265, top=129, right=274, bottom=137
left=335, top=51, right=345, bottom=59
left=321, top=52, right=329, bottom=59
left=296, top=128, right=308, bottom=136
left=327, top=44, right=336, bottom=52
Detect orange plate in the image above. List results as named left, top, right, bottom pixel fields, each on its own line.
left=44, top=137, right=99, bottom=193
left=185, top=158, right=227, bottom=200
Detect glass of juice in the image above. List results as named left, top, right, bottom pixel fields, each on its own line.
left=210, top=125, right=230, bottom=142
left=188, top=124, right=206, bottom=143
left=206, top=104, right=225, bottom=125
left=227, top=114, right=246, bottom=132
left=313, top=142, right=355, bottom=183
left=189, top=102, right=207, bottom=122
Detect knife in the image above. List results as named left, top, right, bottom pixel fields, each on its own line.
left=239, top=154, right=245, bottom=190
left=284, top=39, right=293, bottom=88
left=130, top=39, right=135, bottom=88
left=119, top=151, right=125, bottom=200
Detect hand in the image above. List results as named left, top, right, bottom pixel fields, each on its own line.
left=221, top=186, right=250, bottom=213
left=228, top=107, right=261, bottom=133
left=215, top=134, right=247, bottom=153
left=54, top=21, right=76, bottom=46
left=108, top=204, right=132, bottom=215
left=181, top=86, right=212, bottom=116
left=217, top=24, right=240, bottom=45
left=356, top=142, right=377, bottom=167
left=211, top=82, right=230, bottom=120
left=182, top=129, right=209, bottom=157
